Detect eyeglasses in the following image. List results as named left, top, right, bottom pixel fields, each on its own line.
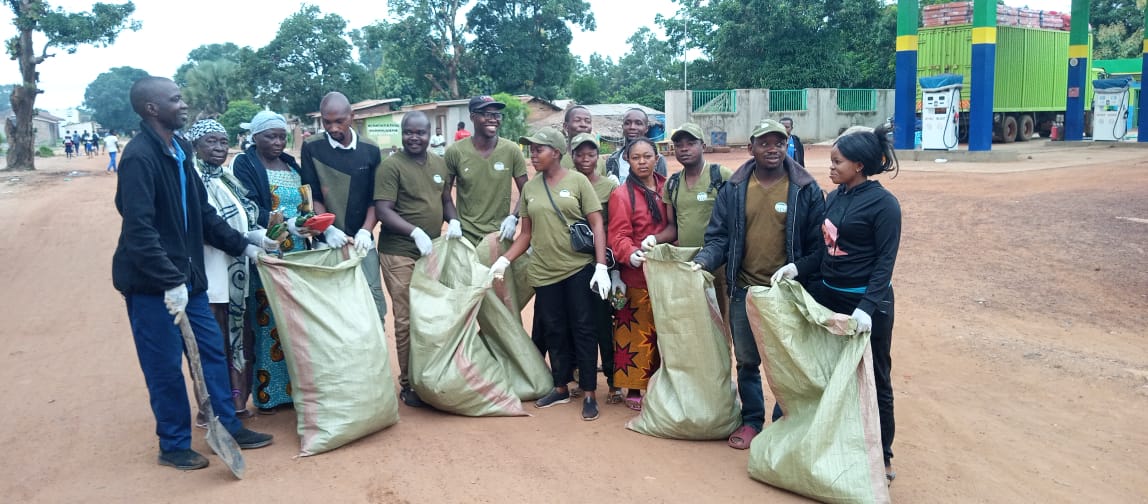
left=477, top=111, right=503, bottom=120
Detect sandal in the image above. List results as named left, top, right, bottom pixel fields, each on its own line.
left=605, top=389, right=624, bottom=405
left=727, top=425, right=759, bottom=450
left=625, top=395, right=643, bottom=412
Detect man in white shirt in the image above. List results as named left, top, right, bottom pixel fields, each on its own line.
left=104, top=130, right=120, bottom=173
left=429, top=126, right=446, bottom=157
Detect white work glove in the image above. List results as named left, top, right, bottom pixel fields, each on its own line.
left=629, top=250, right=646, bottom=268
left=489, top=256, right=511, bottom=280
left=525, top=246, right=534, bottom=256
left=770, top=263, right=798, bottom=285
left=242, top=244, right=263, bottom=261
left=690, top=261, right=704, bottom=272
left=410, top=227, right=433, bottom=256
left=353, top=228, right=373, bottom=254
left=446, top=219, right=463, bottom=239
left=163, top=285, right=188, bottom=316
left=610, top=270, right=626, bottom=298
left=246, top=229, right=279, bottom=252
left=589, top=263, right=610, bottom=300
left=324, top=226, right=348, bottom=248
left=640, top=235, right=658, bottom=251
left=499, top=215, right=518, bottom=241
left=607, top=174, right=620, bottom=185
left=851, top=308, right=873, bottom=333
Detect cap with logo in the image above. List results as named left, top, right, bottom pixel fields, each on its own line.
left=670, top=122, right=705, bottom=142
left=468, top=95, right=506, bottom=113
left=750, top=119, right=788, bottom=141
left=519, top=126, right=568, bottom=153
left=569, top=132, right=599, bottom=151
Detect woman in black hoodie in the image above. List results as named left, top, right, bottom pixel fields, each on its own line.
left=818, top=125, right=901, bottom=483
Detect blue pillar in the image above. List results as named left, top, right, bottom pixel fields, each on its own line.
left=1064, top=0, right=1090, bottom=141
left=894, top=0, right=919, bottom=150
left=968, top=0, right=996, bottom=151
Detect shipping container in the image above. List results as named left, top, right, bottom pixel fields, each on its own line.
left=916, top=25, right=1095, bottom=142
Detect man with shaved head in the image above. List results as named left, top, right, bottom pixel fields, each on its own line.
left=114, top=76, right=273, bottom=470
left=299, top=91, right=388, bottom=328
left=373, top=110, right=460, bottom=407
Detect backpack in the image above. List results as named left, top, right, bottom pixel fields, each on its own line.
left=666, top=163, right=725, bottom=213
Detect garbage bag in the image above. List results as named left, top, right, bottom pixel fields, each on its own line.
left=256, top=248, right=400, bottom=456
left=746, top=280, right=889, bottom=504
left=408, top=237, right=551, bottom=416
left=474, top=232, right=535, bottom=316
left=625, top=244, right=741, bottom=440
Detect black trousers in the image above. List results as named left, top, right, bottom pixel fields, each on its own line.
left=533, top=264, right=599, bottom=392
left=809, top=281, right=896, bottom=466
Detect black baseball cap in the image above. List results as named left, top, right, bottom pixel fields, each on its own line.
left=468, top=95, right=506, bottom=113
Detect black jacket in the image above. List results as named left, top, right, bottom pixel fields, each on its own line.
left=820, top=180, right=901, bottom=316
left=232, top=146, right=303, bottom=227
left=694, top=157, right=826, bottom=295
left=112, top=121, right=247, bottom=295
left=789, top=135, right=805, bottom=168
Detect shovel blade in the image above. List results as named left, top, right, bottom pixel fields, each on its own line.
left=205, top=416, right=246, bottom=479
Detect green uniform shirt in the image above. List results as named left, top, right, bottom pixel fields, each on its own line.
left=589, top=174, right=618, bottom=225
left=663, top=164, right=733, bottom=247
left=373, top=151, right=449, bottom=259
left=738, top=174, right=789, bottom=288
left=520, top=170, right=602, bottom=287
left=444, top=137, right=527, bottom=243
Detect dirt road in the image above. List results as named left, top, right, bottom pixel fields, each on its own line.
left=1, top=142, right=1145, bottom=503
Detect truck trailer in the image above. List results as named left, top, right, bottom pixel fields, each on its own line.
left=917, top=24, right=1094, bottom=142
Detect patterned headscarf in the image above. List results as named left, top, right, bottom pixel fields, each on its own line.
left=185, top=119, right=227, bottom=145
left=240, top=110, right=288, bottom=136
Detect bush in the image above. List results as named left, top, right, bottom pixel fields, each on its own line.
left=492, top=92, right=528, bottom=142
left=36, top=145, right=54, bottom=157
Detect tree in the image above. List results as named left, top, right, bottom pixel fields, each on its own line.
left=217, top=99, right=262, bottom=144
left=467, top=0, right=595, bottom=99
left=610, top=28, right=679, bottom=110
left=1094, top=23, right=1144, bottom=60
left=492, top=92, right=527, bottom=141
left=247, top=5, right=371, bottom=118
left=381, top=0, right=473, bottom=99
left=173, top=43, right=248, bottom=86
left=183, top=59, right=250, bottom=120
left=83, top=66, right=148, bottom=135
left=4, top=1, right=139, bottom=171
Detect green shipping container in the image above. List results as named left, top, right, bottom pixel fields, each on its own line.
left=916, top=25, right=1093, bottom=113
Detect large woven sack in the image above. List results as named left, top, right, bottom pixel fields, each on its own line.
left=256, top=248, right=400, bottom=456
left=408, top=238, right=550, bottom=416
left=746, top=280, right=889, bottom=504
left=474, top=232, right=535, bottom=316
left=625, top=244, right=741, bottom=440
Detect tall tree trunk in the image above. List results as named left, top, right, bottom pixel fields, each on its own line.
left=6, top=18, right=39, bottom=172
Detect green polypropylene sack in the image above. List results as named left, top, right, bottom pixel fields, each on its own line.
left=408, top=237, right=551, bottom=416
left=474, top=232, right=535, bottom=316
left=256, top=248, right=400, bottom=456
left=746, top=280, right=890, bottom=504
left=625, top=244, right=741, bottom=440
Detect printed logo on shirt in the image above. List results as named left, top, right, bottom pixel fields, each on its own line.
left=774, top=202, right=787, bottom=213
left=433, top=174, right=443, bottom=184
left=558, top=189, right=572, bottom=198
left=493, top=162, right=506, bottom=171
left=696, top=192, right=708, bottom=202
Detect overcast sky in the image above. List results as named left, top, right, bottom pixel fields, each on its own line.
left=1, top=0, right=1070, bottom=112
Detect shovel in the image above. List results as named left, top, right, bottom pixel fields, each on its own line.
left=175, top=311, right=246, bottom=479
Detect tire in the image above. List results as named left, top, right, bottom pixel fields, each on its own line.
left=1017, top=114, right=1034, bottom=142
left=999, top=115, right=1018, bottom=144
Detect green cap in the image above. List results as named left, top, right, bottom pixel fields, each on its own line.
left=670, top=122, right=705, bottom=142
left=569, top=132, right=599, bottom=151
left=519, top=126, right=567, bottom=153
left=750, top=119, right=788, bottom=141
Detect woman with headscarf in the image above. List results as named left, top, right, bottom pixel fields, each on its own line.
left=607, top=138, right=676, bottom=411
left=232, top=110, right=312, bottom=414
left=186, top=119, right=278, bottom=423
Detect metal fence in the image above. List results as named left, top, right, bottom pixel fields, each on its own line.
left=836, top=89, right=878, bottom=111
left=692, top=90, right=737, bottom=113
left=769, top=89, right=808, bottom=111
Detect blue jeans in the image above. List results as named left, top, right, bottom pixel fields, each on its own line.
left=729, top=287, right=765, bottom=431
left=126, top=289, right=242, bottom=452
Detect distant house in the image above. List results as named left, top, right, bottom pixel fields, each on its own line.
left=59, top=120, right=101, bottom=144
left=3, top=109, right=64, bottom=147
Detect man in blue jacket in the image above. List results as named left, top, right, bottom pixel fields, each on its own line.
left=692, top=119, right=825, bottom=450
left=113, top=76, right=274, bottom=471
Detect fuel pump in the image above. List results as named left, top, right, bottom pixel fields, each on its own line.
left=1092, top=77, right=1133, bottom=142
left=919, top=74, right=963, bottom=150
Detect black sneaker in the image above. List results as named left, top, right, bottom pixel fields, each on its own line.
left=582, top=397, right=599, bottom=421
left=535, top=389, right=571, bottom=408
left=158, top=449, right=209, bottom=470
left=231, top=428, right=273, bottom=449
left=400, top=387, right=427, bottom=408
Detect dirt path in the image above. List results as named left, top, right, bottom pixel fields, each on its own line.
left=1, top=144, right=1145, bottom=502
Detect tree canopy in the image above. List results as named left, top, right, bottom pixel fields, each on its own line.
left=83, top=66, right=148, bottom=134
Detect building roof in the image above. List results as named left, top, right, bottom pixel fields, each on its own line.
left=307, top=98, right=402, bottom=118
left=581, top=103, right=664, bottom=118
left=1095, top=58, right=1142, bottom=78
